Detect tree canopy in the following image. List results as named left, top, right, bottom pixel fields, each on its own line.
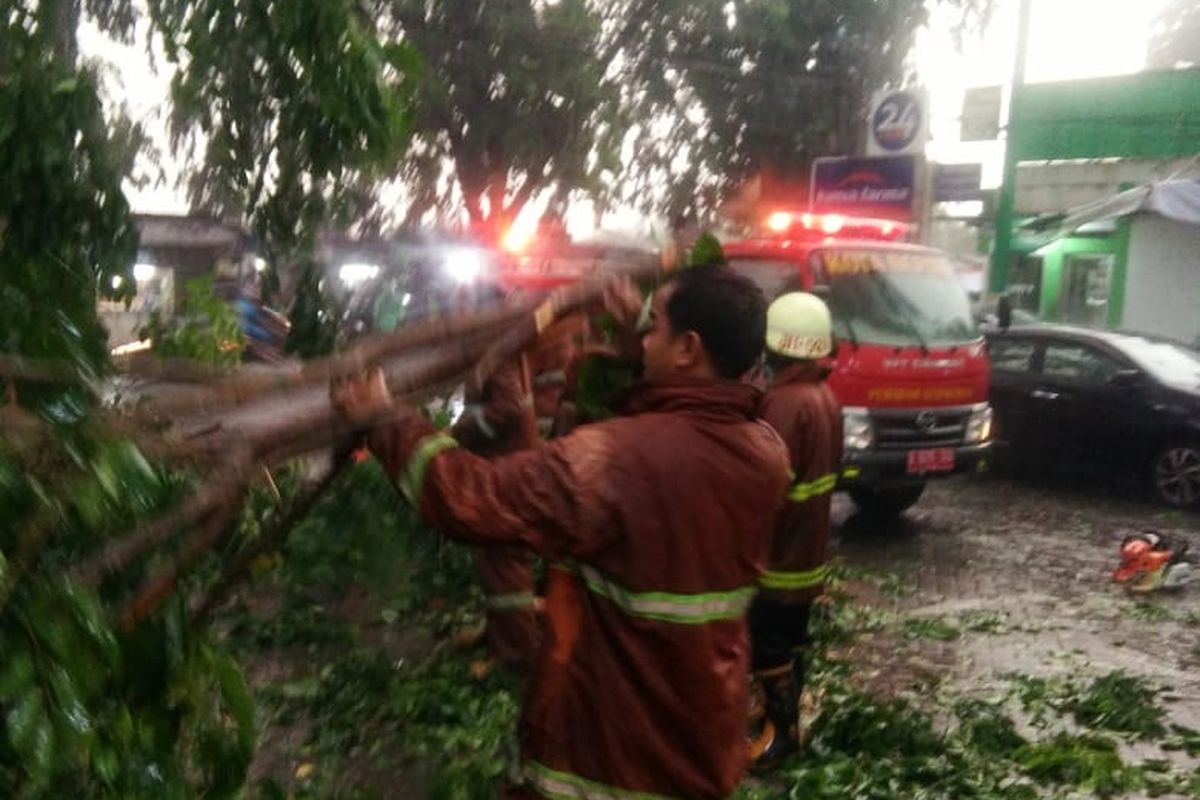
left=0, top=2, right=139, bottom=389
left=374, top=0, right=988, bottom=229
left=144, top=0, right=421, bottom=260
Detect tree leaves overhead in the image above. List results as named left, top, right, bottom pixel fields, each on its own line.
left=0, top=4, right=139, bottom=391
left=382, top=0, right=621, bottom=229
left=145, top=0, right=421, bottom=259
left=629, top=0, right=933, bottom=218
left=380, top=0, right=984, bottom=227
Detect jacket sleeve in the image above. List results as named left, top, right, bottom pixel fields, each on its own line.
left=369, top=409, right=621, bottom=562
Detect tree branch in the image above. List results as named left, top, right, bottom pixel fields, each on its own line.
left=119, top=484, right=248, bottom=631
left=191, top=455, right=351, bottom=622
left=71, top=453, right=255, bottom=589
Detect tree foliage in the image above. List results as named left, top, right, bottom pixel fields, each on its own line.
left=0, top=2, right=418, bottom=795
left=374, top=0, right=991, bottom=228
left=648, top=0, right=930, bottom=214
left=381, top=0, right=625, bottom=230
left=0, top=426, right=256, bottom=797
left=140, top=276, right=246, bottom=367
left=137, top=0, right=421, bottom=261
left=0, top=3, right=140, bottom=397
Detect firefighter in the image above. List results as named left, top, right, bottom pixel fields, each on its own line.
left=747, top=292, right=843, bottom=765
left=333, top=265, right=791, bottom=799
left=450, top=355, right=541, bottom=673
left=452, top=312, right=599, bottom=674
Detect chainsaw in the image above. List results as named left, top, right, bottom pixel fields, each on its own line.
left=1112, top=531, right=1194, bottom=593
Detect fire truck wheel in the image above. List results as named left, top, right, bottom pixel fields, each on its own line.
left=848, top=484, right=926, bottom=518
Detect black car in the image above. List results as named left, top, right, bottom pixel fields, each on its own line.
left=986, top=325, right=1200, bottom=509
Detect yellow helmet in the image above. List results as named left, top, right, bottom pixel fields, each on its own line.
left=765, top=292, right=832, bottom=359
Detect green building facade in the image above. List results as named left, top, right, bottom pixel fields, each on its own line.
left=991, top=68, right=1200, bottom=304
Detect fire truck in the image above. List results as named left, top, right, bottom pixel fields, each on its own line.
left=724, top=211, right=992, bottom=516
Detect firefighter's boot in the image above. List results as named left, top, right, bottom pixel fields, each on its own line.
left=748, top=664, right=799, bottom=768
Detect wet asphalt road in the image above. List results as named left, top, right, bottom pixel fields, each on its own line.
left=831, top=468, right=1200, bottom=770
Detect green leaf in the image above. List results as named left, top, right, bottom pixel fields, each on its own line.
left=211, top=646, right=256, bottom=755
left=0, top=652, right=35, bottom=701
left=7, top=691, right=50, bottom=771
left=61, top=582, right=120, bottom=670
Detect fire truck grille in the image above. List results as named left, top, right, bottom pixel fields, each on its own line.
left=871, top=407, right=971, bottom=450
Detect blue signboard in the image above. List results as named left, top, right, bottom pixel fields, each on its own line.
left=933, top=163, right=983, bottom=202
left=810, top=155, right=916, bottom=219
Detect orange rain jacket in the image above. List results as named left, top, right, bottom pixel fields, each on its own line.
left=369, top=379, right=790, bottom=799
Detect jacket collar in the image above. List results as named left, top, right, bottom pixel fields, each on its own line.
left=616, top=377, right=762, bottom=420
left=770, top=361, right=831, bottom=387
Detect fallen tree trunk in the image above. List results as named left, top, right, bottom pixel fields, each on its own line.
left=14, top=265, right=660, bottom=623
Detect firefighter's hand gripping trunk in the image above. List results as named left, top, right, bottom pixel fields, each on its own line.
left=369, top=380, right=790, bottom=800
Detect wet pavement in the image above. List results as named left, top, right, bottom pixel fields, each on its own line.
left=832, top=469, right=1200, bottom=771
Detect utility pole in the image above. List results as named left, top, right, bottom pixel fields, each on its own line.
left=989, top=0, right=1032, bottom=294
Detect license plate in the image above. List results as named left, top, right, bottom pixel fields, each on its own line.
left=907, top=448, right=955, bottom=474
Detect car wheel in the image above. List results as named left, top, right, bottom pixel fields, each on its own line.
left=1151, top=443, right=1200, bottom=509
left=848, top=483, right=926, bottom=517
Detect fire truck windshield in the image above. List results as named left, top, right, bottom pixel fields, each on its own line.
left=815, top=248, right=977, bottom=347
left=729, top=249, right=977, bottom=349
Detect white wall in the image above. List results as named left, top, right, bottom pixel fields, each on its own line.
left=1123, top=215, right=1200, bottom=346
left=1016, top=159, right=1195, bottom=216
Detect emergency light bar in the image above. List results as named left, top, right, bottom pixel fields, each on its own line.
left=763, top=211, right=909, bottom=241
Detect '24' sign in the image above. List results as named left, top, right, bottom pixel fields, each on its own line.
left=871, top=90, right=922, bottom=152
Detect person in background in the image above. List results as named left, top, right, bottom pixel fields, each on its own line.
left=333, top=266, right=790, bottom=799
left=747, top=292, right=843, bottom=766
left=372, top=277, right=407, bottom=333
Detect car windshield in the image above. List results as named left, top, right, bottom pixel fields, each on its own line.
left=815, top=248, right=978, bottom=347
left=1109, top=337, right=1200, bottom=390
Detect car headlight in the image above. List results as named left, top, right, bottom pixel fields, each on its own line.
left=964, top=404, right=993, bottom=444
left=843, top=407, right=873, bottom=451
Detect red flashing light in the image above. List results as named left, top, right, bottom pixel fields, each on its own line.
left=501, top=225, right=535, bottom=254
left=762, top=210, right=908, bottom=241
left=818, top=213, right=845, bottom=235
left=766, top=211, right=793, bottom=233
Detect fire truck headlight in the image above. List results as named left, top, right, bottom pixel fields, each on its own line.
left=444, top=248, right=486, bottom=284
left=964, top=404, right=993, bottom=444
left=843, top=407, right=873, bottom=451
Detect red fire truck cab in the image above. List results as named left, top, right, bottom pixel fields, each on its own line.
left=724, top=212, right=992, bottom=516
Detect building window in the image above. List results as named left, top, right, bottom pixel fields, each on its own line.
left=1008, top=256, right=1042, bottom=314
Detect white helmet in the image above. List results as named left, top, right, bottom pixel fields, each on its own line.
left=765, top=292, right=833, bottom=359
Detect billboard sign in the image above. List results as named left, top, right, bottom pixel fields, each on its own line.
left=810, top=155, right=917, bottom=219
